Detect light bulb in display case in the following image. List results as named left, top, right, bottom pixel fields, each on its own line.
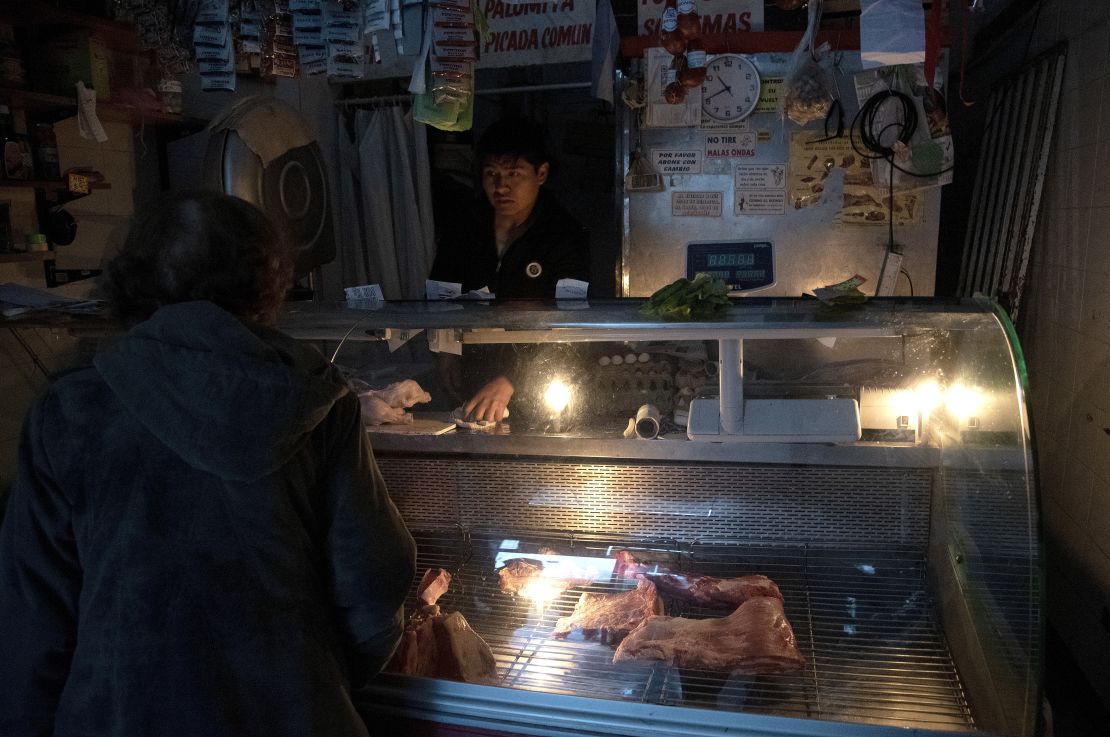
left=945, top=383, right=987, bottom=429
left=543, top=378, right=572, bottom=416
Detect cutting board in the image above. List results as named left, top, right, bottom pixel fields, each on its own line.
left=367, top=417, right=456, bottom=435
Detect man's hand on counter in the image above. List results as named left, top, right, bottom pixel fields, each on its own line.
left=464, top=376, right=514, bottom=424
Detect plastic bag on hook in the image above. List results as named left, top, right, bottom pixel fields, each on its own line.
left=782, top=0, right=833, bottom=126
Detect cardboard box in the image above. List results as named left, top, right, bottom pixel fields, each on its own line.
left=27, top=28, right=110, bottom=101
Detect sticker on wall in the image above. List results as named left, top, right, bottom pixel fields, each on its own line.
left=735, top=190, right=786, bottom=216
left=672, top=192, right=724, bottom=217
left=788, top=132, right=924, bottom=225
left=753, top=76, right=783, bottom=114
left=651, top=149, right=703, bottom=174
left=735, top=164, right=786, bottom=190
left=704, top=132, right=757, bottom=159
left=699, top=116, right=752, bottom=132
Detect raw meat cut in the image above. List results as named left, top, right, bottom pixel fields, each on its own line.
left=498, top=558, right=545, bottom=595
left=614, top=550, right=783, bottom=608
left=418, top=568, right=452, bottom=606
left=552, top=580, right=664, bottom=645
left=375, top=379, right=432, bottom=409
left=497, top=557, right=597, bottom=598
left=387, top=568, right=498, bottom=685
left=612, top=596, right=805, bottom=674
left=357, top=379, right=432, bottom=425
left=646, top=572, right=782, bottom=608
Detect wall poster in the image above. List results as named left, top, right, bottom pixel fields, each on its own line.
left=788, top=132, right=924, bottom=225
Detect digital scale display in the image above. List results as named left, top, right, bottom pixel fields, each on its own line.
left=686, top=241, right=774, bottom=293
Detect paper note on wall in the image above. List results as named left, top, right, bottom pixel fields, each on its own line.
left=859, top=0, right=925, bottom=69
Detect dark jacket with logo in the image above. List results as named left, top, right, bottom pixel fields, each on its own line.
left=429, top=189, right=590, bottom=298
left=0, top=301, right=416, bottom=737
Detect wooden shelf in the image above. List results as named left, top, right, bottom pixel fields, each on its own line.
left=0, top=179, right=110, bottom=190
left=0, top=251, right=52, bottom=263
left=0, top=5, right=137, bottom=52
left=0, top=88, right=208, bottom=132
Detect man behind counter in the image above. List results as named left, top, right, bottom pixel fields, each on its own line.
left=430, top=118, right=590, bottom=423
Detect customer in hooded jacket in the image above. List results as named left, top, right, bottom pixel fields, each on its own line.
left=0, top=191, right=416, bottom=737
left=429, top=117, right=590, bottom=423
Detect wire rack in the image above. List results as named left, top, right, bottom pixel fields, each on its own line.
left=395, top=530, right=974, bottom=733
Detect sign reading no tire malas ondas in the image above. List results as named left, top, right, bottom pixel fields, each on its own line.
left=479, top=0, right=596, bottom=68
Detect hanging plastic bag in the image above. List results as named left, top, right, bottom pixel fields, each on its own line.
left=782, top=0, right=833, bottom=126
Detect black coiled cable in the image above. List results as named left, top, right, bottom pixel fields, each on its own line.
left=850, top=89, right=918, bottom=166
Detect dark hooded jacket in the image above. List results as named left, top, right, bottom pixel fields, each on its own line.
left=0, top=301, right=416, bottom=737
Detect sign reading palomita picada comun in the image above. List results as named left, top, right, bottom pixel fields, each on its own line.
left=479, top=0, right=596, bottom=69
left=636, top=0, right=763, bottom=36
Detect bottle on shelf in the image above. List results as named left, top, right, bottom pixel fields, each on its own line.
left=659, top=0, right=686, bottom=56
left=679, top=38, right=707, bottom=88
left=31, top=123, right=61, bottom=181
left=0, top=102, right=12, bottom=138
left=677, top=0, right=701, bottom=40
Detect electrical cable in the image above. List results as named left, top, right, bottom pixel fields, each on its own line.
left=900, top=267, right=915, bottom=297
left=329, top=314, right=379, bottom=364
left=849, top=89, right=954, bottom=180
left=851, top=89, right=953, bottom=261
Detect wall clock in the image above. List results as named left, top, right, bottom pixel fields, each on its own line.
left=701, top=54, right=761, bottom=122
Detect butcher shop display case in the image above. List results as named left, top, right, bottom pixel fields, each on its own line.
left=281, top=296, right=1041, bottom=737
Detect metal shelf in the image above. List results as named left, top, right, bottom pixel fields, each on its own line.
left=0, top=250, right=52, bottom=263
left=0, top=88, right=208, bottom=132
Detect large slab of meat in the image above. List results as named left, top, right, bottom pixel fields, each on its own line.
left=498, top=557, right=597, bottom=597
left=552, top=580, right=664, bottom=645
left=614, top=550, right=783, bottom=608
left=387, top=568, right=499, bottom=685
left=612, top=596, right=805, bottom=674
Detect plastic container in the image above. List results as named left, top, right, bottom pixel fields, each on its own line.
left=158, top=79, right=183, bottom=114
left=2, top=134, right=31, bottom=180
left=0, top=103, right=12, bottom=138
left=26, top=233, right=48, bottom=252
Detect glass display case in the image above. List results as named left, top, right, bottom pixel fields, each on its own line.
left=282, top=297, right=1040, bottom=737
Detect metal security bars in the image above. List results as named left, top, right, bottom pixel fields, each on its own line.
left=958, top=46, right=1067, bottom=322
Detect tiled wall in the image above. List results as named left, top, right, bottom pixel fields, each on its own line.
left=1008, top=0, right=1110, bottom=706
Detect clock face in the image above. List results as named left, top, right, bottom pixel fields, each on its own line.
left=700, top=54, right=761, bottom=122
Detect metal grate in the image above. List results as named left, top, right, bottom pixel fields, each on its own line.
left=958, top=45, right=1066, bottom=321
left=383, top=530, right=974, bottom=733
left=379, top=459, right=932, bottom=548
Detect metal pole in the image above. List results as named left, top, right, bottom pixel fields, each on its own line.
left=719, top=338, right=743, bottom=434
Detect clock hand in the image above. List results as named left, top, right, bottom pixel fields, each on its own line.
left=704, top=83, right=733, bottom=102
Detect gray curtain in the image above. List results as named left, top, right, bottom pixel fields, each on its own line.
left=336, top=104, right=435, bottom=299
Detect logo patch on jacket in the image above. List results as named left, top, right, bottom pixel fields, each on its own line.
left=525, top=261, right=543, bottom=278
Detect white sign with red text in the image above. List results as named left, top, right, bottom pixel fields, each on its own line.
left=636, top=0, right=763, bottom=37
left=478, top=0, right=596, bottom=68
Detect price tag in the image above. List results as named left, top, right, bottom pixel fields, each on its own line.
left=67, top=172, right=90, bottom=195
